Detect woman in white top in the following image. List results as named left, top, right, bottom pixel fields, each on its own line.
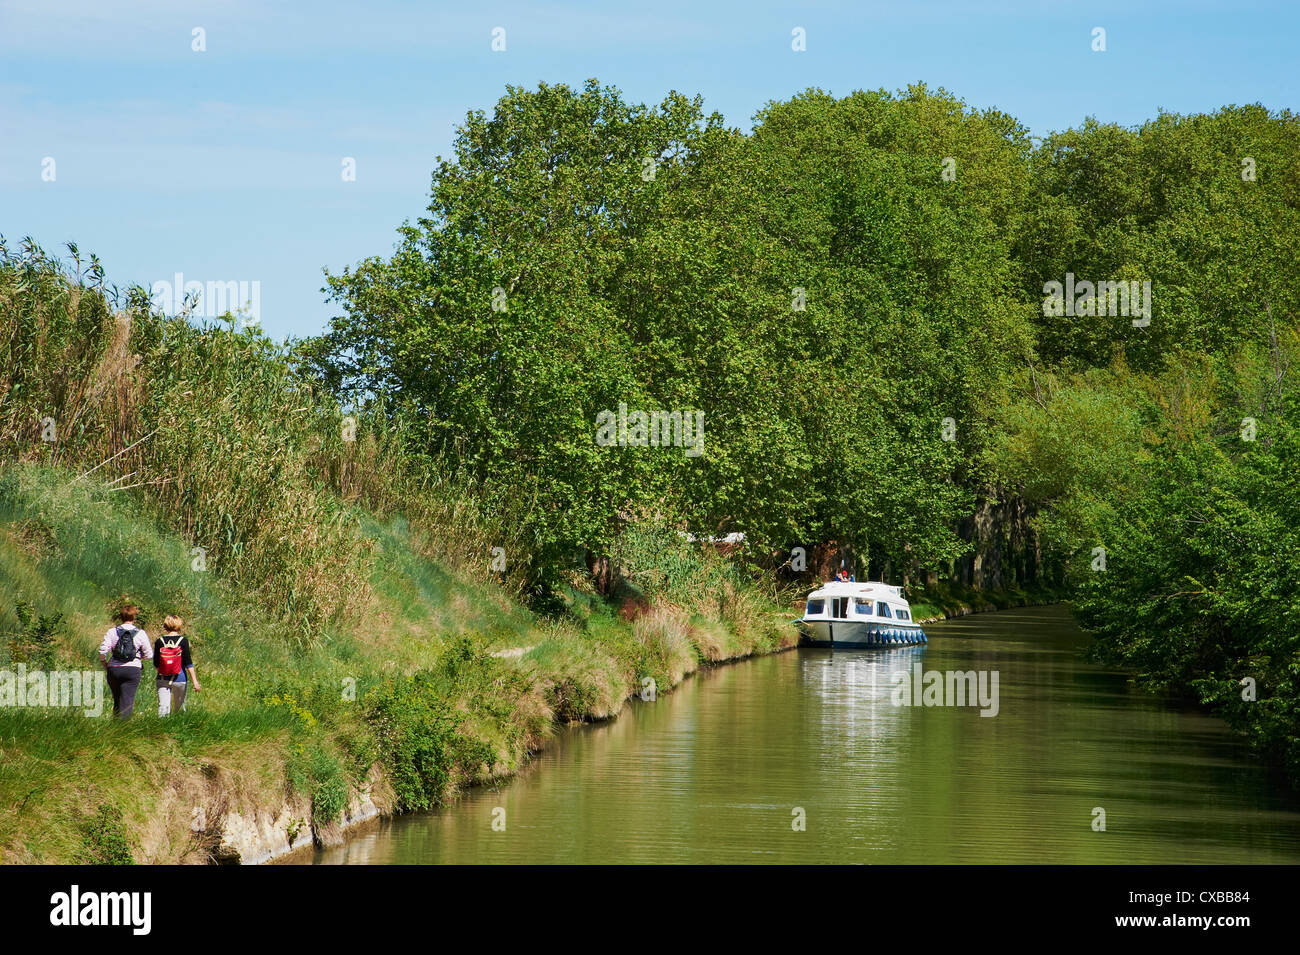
left=98, top=605, right=152, bottom=719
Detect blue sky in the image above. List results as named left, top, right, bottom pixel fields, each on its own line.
left=2, top=0, right=1297, bottom=339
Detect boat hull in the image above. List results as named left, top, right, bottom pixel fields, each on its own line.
left=799, top=619, right=927, bottom=648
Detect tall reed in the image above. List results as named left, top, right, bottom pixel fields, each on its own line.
left=0, top=240, right=531, bottom=639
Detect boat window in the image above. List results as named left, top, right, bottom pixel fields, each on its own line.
left=897, top=609, right=909, bottom=621
left=805, top=599, right=825, bottom=615
left=833, top=597, right=850, bottom=619
left=855, top=599, right=874, bottom=615
left=876, top=602, right=893, bottom=618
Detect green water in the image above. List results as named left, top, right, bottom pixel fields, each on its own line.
left=310, top=606, right=1300, bottom=864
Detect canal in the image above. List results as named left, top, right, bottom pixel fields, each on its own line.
left=308, top=606, right=1300, bottom=864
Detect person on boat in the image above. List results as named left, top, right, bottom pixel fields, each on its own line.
left=153, top=615, right=201, bottom=716
left=98, top=605, right=152, bottom=719
left=835, top=568, right=850, bottom=582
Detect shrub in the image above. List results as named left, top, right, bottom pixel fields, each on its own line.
left=6, top=599, right=62, bottom=668
left=78, top=803, right=134, bottom=865
left=364, top=672, right=494, bottom=812
left=286, top=744, right=351, bottom=828
left=546, top=674, right=598, bottom=723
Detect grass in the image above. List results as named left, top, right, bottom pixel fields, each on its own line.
left=0, top=462, right=793, bottom=862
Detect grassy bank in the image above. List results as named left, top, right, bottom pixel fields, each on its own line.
left=0, top=462, right=793, bottom=863
left=908, top=580, right=1067, bottom=624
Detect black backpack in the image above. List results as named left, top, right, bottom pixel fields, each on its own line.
left=110, top=626, right=137, bottom=663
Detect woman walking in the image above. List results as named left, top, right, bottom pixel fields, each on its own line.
left=154, top=615, right=200, bottom=716
left=98, top=605, right=152, bottom=719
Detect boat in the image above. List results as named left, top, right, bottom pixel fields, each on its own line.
left=797, top=579, right=928, bottom=648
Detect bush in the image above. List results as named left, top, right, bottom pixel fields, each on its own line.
left=546, top=674, right=598, bottom=723
left=286, top=744, right=351, bottom=828
left=6, top=599, right=62, bottom=668
left=78, top=803, right=134, bottom=865
left=364, top=671, right=494, bottom=812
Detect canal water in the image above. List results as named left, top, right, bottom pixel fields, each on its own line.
left=309, top=606, right=1300, bottom=864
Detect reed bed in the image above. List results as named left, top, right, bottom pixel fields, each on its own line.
left=0, top=240, right=532, bottom=640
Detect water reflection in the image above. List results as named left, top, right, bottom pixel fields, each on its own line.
left=305, top=607, right=1300, bottom=865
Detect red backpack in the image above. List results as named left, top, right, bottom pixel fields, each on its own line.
left=157, top=638, right=184, bottom=677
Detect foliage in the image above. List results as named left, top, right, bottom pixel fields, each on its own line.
left=364, top=668, right=496, bottom=812
left=1070, top=348, right=1300, bottom=782
left=78, top=803, right=134, bottom=865
left=287, top=743, right=350, bottom=827
left=318, top=84, right=1300, bottom=785
left=992, top=339, right=1300, bottom=782
left=314, top=81, right=1042, bottom=584
left=6, top=599, right=63, bottom=668
left=0, top=238, right=532, bottom=638
left=1017, top=107, right=1300, bottom=369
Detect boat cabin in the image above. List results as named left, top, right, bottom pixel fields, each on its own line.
left=801, top=580, right=915, bottom=623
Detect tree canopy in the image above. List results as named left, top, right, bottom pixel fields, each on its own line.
left=312, top=80, right=1046, bottom=585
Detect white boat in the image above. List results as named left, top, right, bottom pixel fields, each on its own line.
left=798, top=580, right=928, bottom=648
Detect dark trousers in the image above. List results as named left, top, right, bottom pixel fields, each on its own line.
left=106, top=666, right=142, bottom=719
